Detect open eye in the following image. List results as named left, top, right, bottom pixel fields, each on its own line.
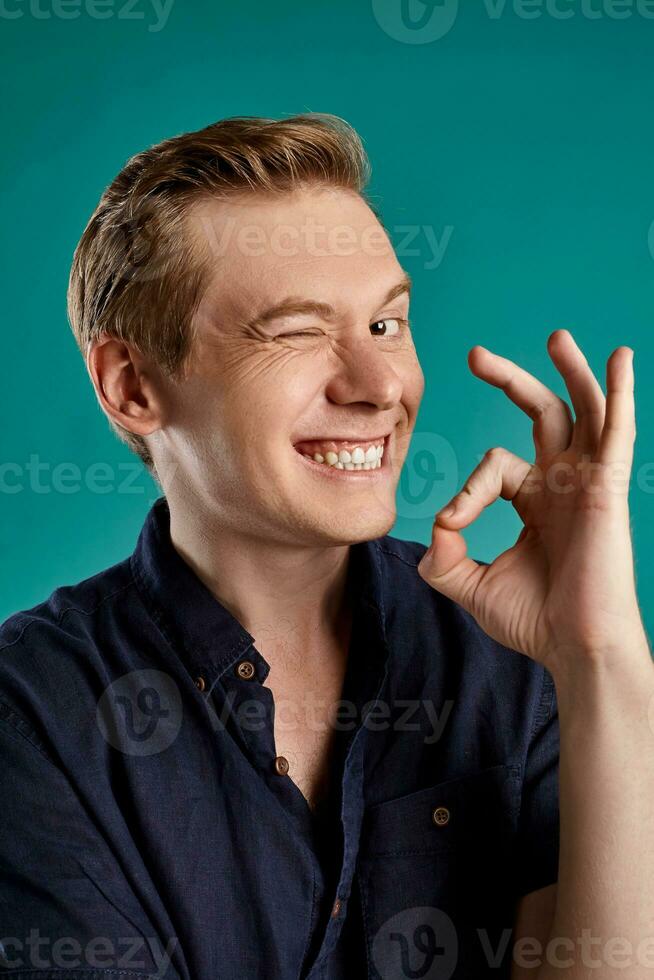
left=370, top=318, right=405, bottom=337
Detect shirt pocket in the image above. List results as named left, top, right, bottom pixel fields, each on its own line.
left=356, top=764, right=522, bottom=980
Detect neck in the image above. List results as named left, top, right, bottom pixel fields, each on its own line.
left=168, top=505, right=353, bottom=668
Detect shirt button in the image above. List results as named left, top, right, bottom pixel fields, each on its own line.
left=432, top=806, right=450, bottom=826
left=195, top=675, right=206, bottom=692
left=235, top=660, right=255, bottom=680
left=274, top=755, right=290, bottom=776
left=331, top=898, right=342, bottom=918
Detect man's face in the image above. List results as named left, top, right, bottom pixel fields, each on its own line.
left=155, top=184, right=425, bottom=546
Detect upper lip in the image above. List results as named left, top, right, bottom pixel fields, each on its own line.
left=293, top=432, right=391, bottom=444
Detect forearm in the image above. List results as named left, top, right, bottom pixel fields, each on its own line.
left=537, top=643, right=654, bottom=979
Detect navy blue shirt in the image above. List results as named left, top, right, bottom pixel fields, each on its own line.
left=0, top=496, right=560, bottom=979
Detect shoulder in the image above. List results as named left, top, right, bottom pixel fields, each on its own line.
left=0, top=556, right=135, bottom=653
left=0, top=557, right=138, bottom=746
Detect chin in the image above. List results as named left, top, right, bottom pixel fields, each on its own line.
left=311, top=507, right=397, bottom=546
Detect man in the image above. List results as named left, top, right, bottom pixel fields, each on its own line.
left=1, top=113, right=652, bottom=980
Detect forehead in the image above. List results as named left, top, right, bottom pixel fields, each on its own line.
left=189, top=186, right=406, bottom=325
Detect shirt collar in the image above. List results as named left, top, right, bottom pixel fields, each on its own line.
left=130, top=495, right=388, bottom=678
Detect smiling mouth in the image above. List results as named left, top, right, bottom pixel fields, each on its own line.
left=293, top=435, right=388, bottom=473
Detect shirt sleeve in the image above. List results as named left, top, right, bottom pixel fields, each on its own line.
left=0, top=704, right=180, bottom=980
left=512, top=667, right=561, bottom=897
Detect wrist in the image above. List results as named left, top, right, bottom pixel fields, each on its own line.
left=546, top=621, right=651, bottom=678
left=547, top=639, right=654, bottom=720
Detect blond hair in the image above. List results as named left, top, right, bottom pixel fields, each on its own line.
left=67, top=113, right=372, bottom=474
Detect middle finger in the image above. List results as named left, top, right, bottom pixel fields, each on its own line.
left=545, top=329, right=606, bottom=453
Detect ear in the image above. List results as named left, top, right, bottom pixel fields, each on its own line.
left=86, top=334, right=166, bottom=438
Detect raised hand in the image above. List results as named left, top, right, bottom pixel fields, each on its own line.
left=417, top=329, right=649, bottom=673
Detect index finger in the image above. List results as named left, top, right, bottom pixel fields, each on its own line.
left=467, top=345, right=574, bottom=457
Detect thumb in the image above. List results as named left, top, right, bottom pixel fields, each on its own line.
left=416, top=513, right=484, bottom=614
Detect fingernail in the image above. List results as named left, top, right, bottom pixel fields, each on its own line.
left=438, top=502, right=456, bottom=519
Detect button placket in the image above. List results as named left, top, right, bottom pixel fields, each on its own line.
left=226, top=651, right=308, bottom=805
left=215, top=649, right=281, bottom=775
left=307, top=738, right=365, bottom=976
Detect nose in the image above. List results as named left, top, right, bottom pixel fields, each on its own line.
left=324, top=335, right=404, bottom=412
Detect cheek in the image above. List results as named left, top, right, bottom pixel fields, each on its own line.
left=218, top=362, right=321, bottom=455
left=218, top=340, right=326, bottom=398
left=224, top=345, right=331, bottom=427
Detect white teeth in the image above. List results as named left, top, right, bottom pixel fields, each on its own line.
left=299, top=441, right=386, bottom=472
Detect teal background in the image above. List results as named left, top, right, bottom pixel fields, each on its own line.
left=1, top=1, right=653, bottom=644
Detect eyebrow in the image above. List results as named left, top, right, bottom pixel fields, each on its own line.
left=245, top=271, right=413, bottom=333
